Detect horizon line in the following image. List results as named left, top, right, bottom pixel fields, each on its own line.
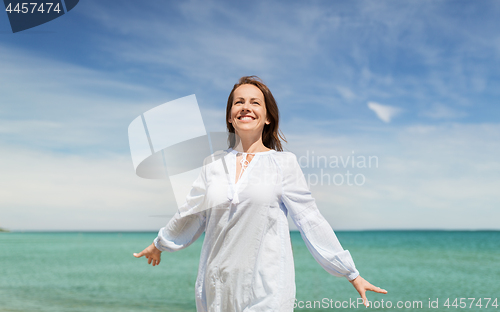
left=2, top=228, right=500, bottom=233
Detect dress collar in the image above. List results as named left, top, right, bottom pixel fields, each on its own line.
left=227, top=147, right=276, bottom=155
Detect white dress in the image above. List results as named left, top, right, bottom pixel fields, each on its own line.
left=154, top=147, right=359, bottom=312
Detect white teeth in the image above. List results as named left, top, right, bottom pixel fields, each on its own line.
left=240, top=116, right=254, bottom=120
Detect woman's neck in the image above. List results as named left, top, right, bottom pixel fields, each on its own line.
left=232, top=133, right=270, bottom=153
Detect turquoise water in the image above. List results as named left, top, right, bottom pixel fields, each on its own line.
left=1, top=231, right=499, bottom=311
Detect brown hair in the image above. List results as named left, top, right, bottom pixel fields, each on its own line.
left=226, top=76, right=287, bottom=151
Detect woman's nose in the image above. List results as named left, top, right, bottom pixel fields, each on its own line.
left=241, top=101, right=252, bottom=111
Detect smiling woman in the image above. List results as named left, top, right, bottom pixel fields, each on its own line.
left=225, top=76, right=286, bottom=154
left=133, top=76, right=386, bottom=312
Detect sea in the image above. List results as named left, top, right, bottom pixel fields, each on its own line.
left=1, top=231, right=499, bottom=312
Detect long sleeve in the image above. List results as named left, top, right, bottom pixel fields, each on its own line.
left=154, top=156, right=209, bottom=252
left=280, top=153, right=359, bottom=281
left=154, top=211, right=206, bottom=252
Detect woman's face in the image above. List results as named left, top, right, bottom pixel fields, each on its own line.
left=228, top=84, right=270, bottom=137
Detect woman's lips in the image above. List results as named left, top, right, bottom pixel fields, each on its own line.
left=238, top=116, right=255, bottom=122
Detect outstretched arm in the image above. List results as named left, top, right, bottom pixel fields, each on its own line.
left=280, top=153, right=387, bottom=304
left=132, top=210, right=206, bottom=266
left=280, top=153, right=359, bottom=279
left=133, top=242, right=162, bottom=266
left=349, top=275, right=387, bottom=307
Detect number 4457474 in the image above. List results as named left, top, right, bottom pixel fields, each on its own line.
left=5, top=3, right=62, bottom=14
left=444, top=298, right=498, bottom=309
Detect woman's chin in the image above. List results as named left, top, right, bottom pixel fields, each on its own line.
left=235, top=126, right=262, bottom=132
left=234, top=127, right=265, bottom=137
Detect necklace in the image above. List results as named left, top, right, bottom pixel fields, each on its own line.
left=237, top=153, right=251, bottom=182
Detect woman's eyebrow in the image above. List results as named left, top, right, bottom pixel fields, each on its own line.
left=233, top=97, right=262, bottom=101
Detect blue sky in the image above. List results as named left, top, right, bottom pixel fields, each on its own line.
left=1, top=0, right=499, bottom=231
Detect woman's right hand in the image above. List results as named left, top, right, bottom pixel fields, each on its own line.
left=133, top=242, right=162, bottom=266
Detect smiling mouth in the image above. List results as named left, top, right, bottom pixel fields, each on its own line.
left=238, top=116, right=255, bottom=120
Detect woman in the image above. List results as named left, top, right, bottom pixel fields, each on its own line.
left=134, top=76, right=387, bottom=311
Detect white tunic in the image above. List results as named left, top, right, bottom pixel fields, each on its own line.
left=154, top=147, right=359, bottom=312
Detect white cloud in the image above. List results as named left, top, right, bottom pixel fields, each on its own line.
left=367, top=102, right=402, bottom=123
left=0, top=45, right=181, bottom=153
left=282, top=122, right=500, bottom=230
left=336, top=86, right=356, bottom=101
left=63, top=0, right=499, bottom=124
left=0, top=145, right=176, bottom=231
left=420, top=103, right=467, bottom=119
left=5, top=117, right=499, bottom=231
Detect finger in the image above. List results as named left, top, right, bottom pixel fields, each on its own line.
left=361, top=297, right=368, bottom=307
left=367, top=284, right=388, bottom=294
left=362, top=294, right=369, bottom=307
left=133, top=252, right=143, bottom=258
left=148, top=257, right=153, bottom=264
left=374, top=287, right=388, bottom=294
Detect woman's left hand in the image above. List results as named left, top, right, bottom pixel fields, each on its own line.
left=349, top=275, right=387, bottom=307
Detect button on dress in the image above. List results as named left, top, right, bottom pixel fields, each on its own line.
left=154, top=148, right=359, bottom=312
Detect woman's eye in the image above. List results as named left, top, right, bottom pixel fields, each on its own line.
left=253, top=102, right=260, bottom=105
